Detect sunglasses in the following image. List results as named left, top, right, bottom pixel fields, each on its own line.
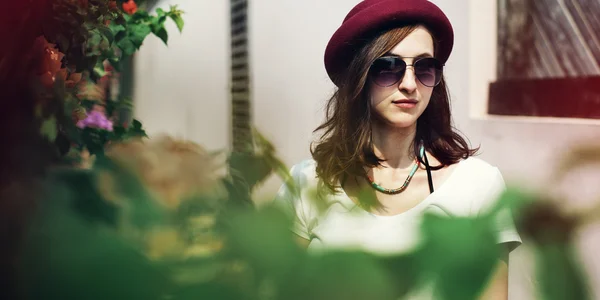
left=369, top=56, right=444, bottom=87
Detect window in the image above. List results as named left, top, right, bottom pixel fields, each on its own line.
left=469, top=0, right=600, bottom=120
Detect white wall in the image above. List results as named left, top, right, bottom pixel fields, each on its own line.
left=133, top=0, right=230, bottom=152
left=251, top=0, right=352, bottom=167
left=249, top=0, right=359, bottom=200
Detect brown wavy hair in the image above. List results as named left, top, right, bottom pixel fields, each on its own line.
left=311, top=25, right=478, bottom=193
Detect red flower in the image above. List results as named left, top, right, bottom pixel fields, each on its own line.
left=122, top=0, right=137, bottom=15
left=38, top=38, right=63, bottom=75
left=31, top=36, right=83, bottom=90
left=33, top=36, right=65, bottom=89
left=108, top=1, right=117, bottom=11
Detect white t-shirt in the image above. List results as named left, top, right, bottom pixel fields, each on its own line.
left=275, top=157, right=522, bottom=255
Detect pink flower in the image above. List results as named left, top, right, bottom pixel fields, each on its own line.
left=76, top=110, right=113, bottom=131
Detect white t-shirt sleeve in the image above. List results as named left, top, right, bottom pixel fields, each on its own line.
left=477, top=167, right=522, bottom=249
left=273, top=161, right=313, bottom=240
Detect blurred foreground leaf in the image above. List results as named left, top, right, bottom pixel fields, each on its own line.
left=419, top=214, right=499, bottom=300
left=284, top=251, right=397, bottom=300
left=19, top=173, right=171, bottom=300
left=224, top=205, right=303, bottom=278
left=537, top=243, right=590, bottom=300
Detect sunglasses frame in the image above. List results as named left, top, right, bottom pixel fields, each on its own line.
left=369, top=56, right=444, bottom=88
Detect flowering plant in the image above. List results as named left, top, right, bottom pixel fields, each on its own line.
left=30, top=0, right=184, bottom=161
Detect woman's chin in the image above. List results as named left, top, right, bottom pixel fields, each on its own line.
left=383, top=119, right=417, bottom=129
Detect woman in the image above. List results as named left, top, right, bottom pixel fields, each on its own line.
left=276, top=0, right=521, bottom=298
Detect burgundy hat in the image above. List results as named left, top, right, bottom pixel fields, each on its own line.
left=324, top=0, right=454, bottom=86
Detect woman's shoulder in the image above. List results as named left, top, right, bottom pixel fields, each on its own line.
left=437, top=156, right=507, bottom=214
left=288, top=158, right=319, bottom=186
left=459, top=156, right=500, bottom=172
left=453, top=156, right=504, bottom=183
left=290, top=158, right=317, bottom=174
left=434, top=156, right=505, bottom=204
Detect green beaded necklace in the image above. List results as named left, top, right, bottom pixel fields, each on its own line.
left=365, top=144, right=425, bottom=195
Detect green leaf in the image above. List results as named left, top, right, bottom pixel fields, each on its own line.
left=225, top=206, right=303, bottom=277
left=98, top=37, right=111, bottom=52
left=111, top=126, right=127, bottom=141
left=418, top=215, right=499, bottom=300
left=128, top=119, right=148, bottom=138
left=169, top=14, right=184, bottom=33
left=85, top=32, right=104, bottom=56
left=132, top=119, right=143, bottom=129
left=537, top=244, right=591, bottom=300
left=93, top=64, right=107, bottom=78
left=114, top=32, right=127, bottom=43
left=105, top=99, right=117, bottom=117
left=150, top=11, right=168, bottom=44
left=109, top=24, right=126, bottom=42
left=81, top=128, right=109, bottom=156
left=228, top=151, right=273, bottom=192
left=284, top=251, right=397, bottom=300
left=117, top=38, right=137, bottom=56
left=109, top=23, right=126, bottom=34
left=131, top=10, right=150, bottom=22
left=97, top=25, right=114, bottom=44
left=40, top=116, right=58, bottom=142
left=19, top=174, right=170, bottom=300
left=128, top=23, right=152, bottom=48
left=88, top=31, right=103, bottom=45
left=154, top=8, right=168, bottom=24
left=108, top=57, right=122, bottom=72
left=151, top=25, right=169, bottom=45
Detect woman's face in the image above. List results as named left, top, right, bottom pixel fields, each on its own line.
left=368, top=26, right=436, bottom=129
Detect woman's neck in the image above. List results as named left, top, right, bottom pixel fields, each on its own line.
left=371, top=122, right=417, bottom=169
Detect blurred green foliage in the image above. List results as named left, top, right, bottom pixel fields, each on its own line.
left=17, top=133, right=596, bottom=300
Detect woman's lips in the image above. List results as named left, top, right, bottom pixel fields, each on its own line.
left=392, top=99, right=418, bottom=108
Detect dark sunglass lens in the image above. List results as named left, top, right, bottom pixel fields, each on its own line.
left=414, top=58, right=443, bottom=87
left=370, top=57, right=406, bottom=87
